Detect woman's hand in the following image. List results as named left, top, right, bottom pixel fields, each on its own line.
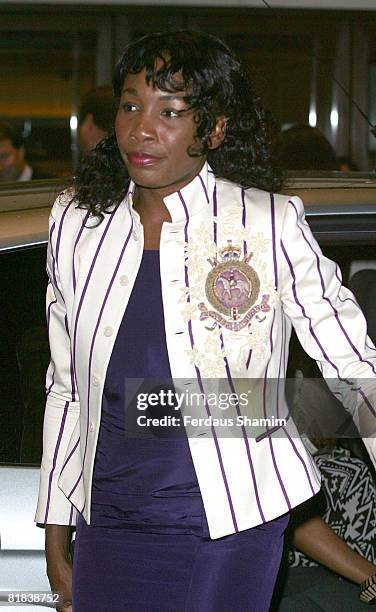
left=45, top=525, right=73, bottom=611
left=47, top=558, right=73, bottom=611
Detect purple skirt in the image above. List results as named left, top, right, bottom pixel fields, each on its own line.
left=72, top=512, right=289, bottom=612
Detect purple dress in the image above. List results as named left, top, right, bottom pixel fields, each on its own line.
left=90, top=249, right=205, bottom=534
left=72, top=250, right=288, bottom=612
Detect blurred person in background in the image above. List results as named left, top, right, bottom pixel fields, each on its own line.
left=0, top=122, right=51, bottom=182
left=337, top=155, right=359, bottom=172
left=274, top=124, right=339, bottom=171
left=78, top=86, right=115, bottom=152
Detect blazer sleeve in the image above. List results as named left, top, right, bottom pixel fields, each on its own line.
left=35, top=196, right=80, bottom=526
left=279, top=196, right=376, bottom=464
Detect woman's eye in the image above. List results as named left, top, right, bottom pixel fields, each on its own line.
left=122, top=102, right=137, bottom=112
left=162, top=109, right=182, bottom=119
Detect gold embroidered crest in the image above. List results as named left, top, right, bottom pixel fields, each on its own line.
left=198, top=241, right=270, bottom=331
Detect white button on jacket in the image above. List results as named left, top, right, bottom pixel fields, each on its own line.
left=35, top=163, right=376, bottom=539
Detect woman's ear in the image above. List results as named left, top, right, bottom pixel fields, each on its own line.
left=208, top=116, right=227, bottom=150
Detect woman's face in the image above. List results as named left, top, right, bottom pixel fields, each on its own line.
left=115, top=68, right=225, bottom=198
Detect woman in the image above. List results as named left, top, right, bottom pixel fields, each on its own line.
left=35, top=31, right=376, bottom=611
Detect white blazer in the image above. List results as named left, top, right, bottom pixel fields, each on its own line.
left=35, top=163, right=376, bottom=539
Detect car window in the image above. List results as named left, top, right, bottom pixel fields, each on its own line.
left=0, top=245, right=48, bottom=465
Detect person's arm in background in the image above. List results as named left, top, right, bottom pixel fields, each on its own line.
left=289, top=380, right=376, bottom=585
left=292, top=515, right=376, bottom=584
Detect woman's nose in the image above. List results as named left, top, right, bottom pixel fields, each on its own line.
left=129, top=112, right=156, bottom=141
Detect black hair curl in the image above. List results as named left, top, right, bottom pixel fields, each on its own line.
left=74, top=30, right=283, bottom=222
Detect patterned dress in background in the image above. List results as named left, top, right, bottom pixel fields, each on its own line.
left=289, top=446, right=376, bottom=566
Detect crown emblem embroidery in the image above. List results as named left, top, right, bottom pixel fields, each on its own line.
left=198, top=241, right=270, bottom=331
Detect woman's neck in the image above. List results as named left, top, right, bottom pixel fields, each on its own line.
left=133, top=187, right=172, bottom=224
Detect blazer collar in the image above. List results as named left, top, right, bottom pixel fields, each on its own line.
left=127, top=162, right=215, bottom=225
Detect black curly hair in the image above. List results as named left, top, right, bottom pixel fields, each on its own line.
left=74, top=30, right=283, bottom=221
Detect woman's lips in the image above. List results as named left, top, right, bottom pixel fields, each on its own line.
left=126, top=153, right=161, bottom=166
